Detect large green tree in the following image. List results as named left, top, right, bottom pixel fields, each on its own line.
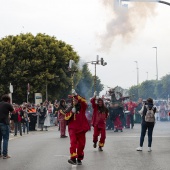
left=0, top=33, right=80, bottom=103
left=161, top=74, right=170, bottom=99
left=128, top=85, right=139, bottom=101
left=138, top=80, right=156, bottom=100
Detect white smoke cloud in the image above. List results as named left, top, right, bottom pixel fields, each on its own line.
left=99, top=0, right=157, bottom=51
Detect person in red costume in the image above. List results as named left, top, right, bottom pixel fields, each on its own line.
left=58, top=99, right=67, bottom=138
left=124, top=99, right=138, bottom=129
left=91, top=91, right=109, bottom=151
left=65, top=89, right=90, bottom=165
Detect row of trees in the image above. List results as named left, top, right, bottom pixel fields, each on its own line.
left=129, top=74, right=170, bottom=101
left=1, top=33, right=169, bottom=103
left=0, top=33, right=103, bottom=103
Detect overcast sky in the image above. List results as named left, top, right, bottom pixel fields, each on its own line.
left=1, top=0, right=170, bottom=94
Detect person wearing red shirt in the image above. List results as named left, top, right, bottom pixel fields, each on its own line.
left=124, top=99, right=138, bottom=129
left=11, top=105, right=22, bottom=136
left=65, top=90, right=89, bottom=165
left=91, top=92, right=108, bottom=151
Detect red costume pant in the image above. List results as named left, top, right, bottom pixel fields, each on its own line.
left=114, top=116, right=122, bottom=130
left=59, top=120, right=66, bottom=136
left=93, top=126, right=106, bottom=147
left=69, top=129, right=86, bottom=160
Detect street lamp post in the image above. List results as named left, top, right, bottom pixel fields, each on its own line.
left=152, top=47, right=158, bottom=80
left=9, top=83, right=13, bottom=104
left=87, top=55, right=107, bottom=93
left=27, top=83, right=30, bottom=103
left=146, top=72, right=148, bottom=80
left=134, top=61, right=139, bottom=85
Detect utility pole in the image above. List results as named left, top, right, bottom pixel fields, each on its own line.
left=146, top=72, right=148, bottom=80
left=87, top=55, right=107, bottom=93
left=134, top=61, right=139, bottom=85
left=153, top=47, right=158, bottom=80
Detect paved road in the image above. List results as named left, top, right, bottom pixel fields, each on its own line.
left=0, top=121, right=170, bottom=170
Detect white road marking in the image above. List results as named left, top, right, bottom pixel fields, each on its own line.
left=106, top=135, right=170, bottom=138
left=71, top=165, right=77, bottom=169
left=9, top=136, right=21, bottom=141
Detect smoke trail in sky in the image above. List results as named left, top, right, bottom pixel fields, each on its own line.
left=99, top=0, right=157, bottom=51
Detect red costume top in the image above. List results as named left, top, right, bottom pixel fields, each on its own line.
left=91, top=97, right=108, bottom=129
left=58, top=109, right=65, bottom=121
left=125, top=101, right=137, bottom=115
left=65, top=95, right=90, bottom=133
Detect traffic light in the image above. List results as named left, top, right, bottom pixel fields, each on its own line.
left=96, top=55, right=99, bottom=64
left=103, top=62, right=107, bottom=66
left=101, top=58, right=104, bottom=65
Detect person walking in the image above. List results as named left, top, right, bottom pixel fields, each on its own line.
left=58, top=99, right=67, bottom=138
left=38, top=103, right=46, bottom=131
left=124, top=99, right=138, bottom=129
left=65, top=89, right=90, bottom=165
left=0, top=94, right=14, bottom=159
left=44, top=107, right=51, bottom=131
left=21, top=107, right=29, bottom=134
left=91, top=92, right=109, bottom=151
left=136, top=98, right=156, bottom=152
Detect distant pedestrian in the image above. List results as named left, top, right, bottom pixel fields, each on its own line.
left=58, top=99, right=67, bottom=138
left=38, top=103, right=46, bottom=131
left=124, top=99, right=137, bottom=129
left=44, top=109, right=51, bottom=131
left=21, top=107, right=29, bottom=134
left=136, top=98, right=156, bottom=152
left=0, top=94, right=14, bottom=159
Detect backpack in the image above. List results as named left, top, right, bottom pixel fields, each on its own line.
left=145, top=106, right=155, bottom=122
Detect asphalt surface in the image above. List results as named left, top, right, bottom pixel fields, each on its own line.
left=0, top=121, right=170, bottom=170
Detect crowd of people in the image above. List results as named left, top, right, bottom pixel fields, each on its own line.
left=5, top=97, right=170, bottom=138
left=0, top=91, right=170, bottom=165
left=154, top=100, right=170, bottom=121
left=8, top=102, right=57, bottom=135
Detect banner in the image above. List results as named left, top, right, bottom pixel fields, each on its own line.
left=35, top=93, right=42, bottom=105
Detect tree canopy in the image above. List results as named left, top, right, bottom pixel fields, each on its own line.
left=0, top=33, right=80, bottom=103
left=129, top=74, right=170, bottom=101
left=0, top=33, right=104, bottom=103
